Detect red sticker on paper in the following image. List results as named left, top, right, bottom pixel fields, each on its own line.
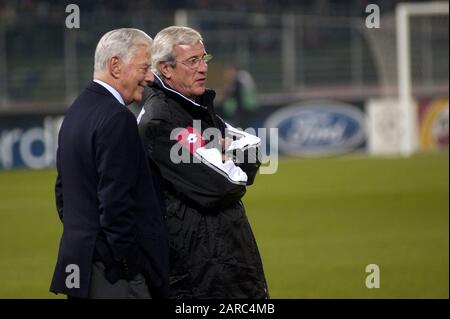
left=176, top=126, right=205, bottom=154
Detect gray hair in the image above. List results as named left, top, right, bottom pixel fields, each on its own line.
left=94, top=28, right=152, bottom=76
left=151, top=26, right=203, bottom=76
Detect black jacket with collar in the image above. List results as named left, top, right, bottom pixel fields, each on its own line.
left=133, top=74, right=269, bottom=298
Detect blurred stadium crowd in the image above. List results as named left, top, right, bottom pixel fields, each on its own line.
left=0, top=0, right=427, bottom=17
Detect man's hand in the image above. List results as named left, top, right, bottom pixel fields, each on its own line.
left=221, top=137, right=233, bottom=161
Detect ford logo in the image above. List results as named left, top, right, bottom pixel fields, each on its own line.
left=265, top=101, right=366, bottom=156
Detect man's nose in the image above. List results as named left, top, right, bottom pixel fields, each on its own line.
left=144, top=68, right=154, bottom=83
left=198, top=60, right=208, bottom=73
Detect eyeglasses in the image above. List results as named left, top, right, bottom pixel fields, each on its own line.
left=175, top=54, right=213, bottom=70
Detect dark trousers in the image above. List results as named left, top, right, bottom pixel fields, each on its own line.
left=68, top=262, right=151, bottom=299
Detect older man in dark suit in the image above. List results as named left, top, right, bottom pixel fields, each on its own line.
left=50, top=28, right=169, bottom=299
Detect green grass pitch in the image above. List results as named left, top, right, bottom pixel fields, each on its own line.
left=0, top=151, right=448, bottom=298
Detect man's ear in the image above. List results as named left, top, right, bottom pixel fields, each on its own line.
left=159, top=62, right=172, bottom=79
left=109, top=56, right=121, bottom=79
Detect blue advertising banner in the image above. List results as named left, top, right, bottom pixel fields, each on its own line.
left=264, top=100, right=366, bottom=156
left=0, top=115, right=63, bottom=170
left=1, top=99, right=368, bottom=170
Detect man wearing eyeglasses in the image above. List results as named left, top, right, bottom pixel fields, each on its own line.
left=133, top=26, right=269, bottom=299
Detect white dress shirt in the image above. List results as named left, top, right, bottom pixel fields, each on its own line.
left=93, top=79, right=125, bottom=106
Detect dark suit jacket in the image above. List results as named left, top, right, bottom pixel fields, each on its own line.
left=50, top=82, right=169, bottom=298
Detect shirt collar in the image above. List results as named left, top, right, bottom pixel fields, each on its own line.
left=93, top=79, right=125, bottom=105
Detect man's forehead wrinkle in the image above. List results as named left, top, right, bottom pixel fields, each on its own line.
left=174, top=43, right=206, bottom=59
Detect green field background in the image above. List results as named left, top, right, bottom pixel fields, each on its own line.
left=0, top=152, right=448, bottom=298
